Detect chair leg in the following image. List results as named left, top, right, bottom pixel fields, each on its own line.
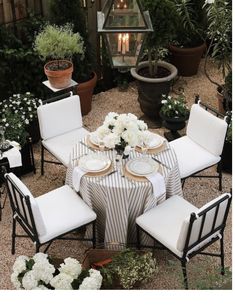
left=136, top=225, right=141, bottom=250
left=181, top=261, right=188, bottom=289
left=181, top=179, right=186, bottom=189
left=41, top=144, right=44, bottom=176
left=92, top=221, right=96, bottom=249
left=218, top=162, right=222, bottom=191
left=11, top=218, right=16, bottom=255
left=220, top=237, right=225, bottom=275
left=35, top=243, right=40, bottom=253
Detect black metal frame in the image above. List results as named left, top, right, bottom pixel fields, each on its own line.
left=181, top=98, right=228, bottom=191
left=136, top=193, right=232, bottom=289
left=39, top=92, right=73, bottom=176
left=5, top=173, right=96, bottom=254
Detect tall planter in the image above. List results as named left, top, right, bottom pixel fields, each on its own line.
left=76, top=72, right=97, bottom=116
left=169, top=43, right=206, bottom=76
left=221, top=142, right=232, bottom=174
left=160, top=112, right=189, bottom=141
left=130, top=61, right=177, bottom=125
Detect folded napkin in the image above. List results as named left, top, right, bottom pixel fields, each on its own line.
left=2, top=147, right=22, bottom=168
left=146, top=172, right=166, bottom=198
left=72, top=166, right=87, bottom=192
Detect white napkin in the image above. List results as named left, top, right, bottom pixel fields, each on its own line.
left=72, top=166, right=87, bottom=192
left=146, top=172, right=166, bottom=198
left=2, top=147, right=22, bottom=168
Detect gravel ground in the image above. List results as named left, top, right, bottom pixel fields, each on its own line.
left=0, top=59, right=232, bottom=291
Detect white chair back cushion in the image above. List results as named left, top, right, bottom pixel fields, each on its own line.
left=186, top=104, right=227, bottom=156
left=176, top=193, right=230, bottom=252
left=7, top=173, right=47, bottom=236
left=37, top=95, right=83, bottom=140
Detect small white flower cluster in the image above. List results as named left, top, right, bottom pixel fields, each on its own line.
left=11, top=254, right=103, bottom=290
left=11, top=253, right=55, bottom=290
left=0, top=92, right=41, bottom=127
left=90, top=112, right=148, bottom=152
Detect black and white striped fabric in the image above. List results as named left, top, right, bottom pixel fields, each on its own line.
left=65, top=139, right=183, bottom=245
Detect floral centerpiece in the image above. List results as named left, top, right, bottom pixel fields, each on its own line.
left=90, top=112, right=148, bottom=156
left=11, top=253, right=102, bottom=290
left=0, top=92, right=42, bottom=146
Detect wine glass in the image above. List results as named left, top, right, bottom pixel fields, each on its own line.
left=140, top=142, right=148, bottom=156
left=98, top=140, right=105, bottom=152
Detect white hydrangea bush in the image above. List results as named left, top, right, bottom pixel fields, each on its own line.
left=11, top=253, right=102, bottom=290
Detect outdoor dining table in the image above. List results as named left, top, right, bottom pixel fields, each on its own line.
left=65, top=136, right=183, bottom=246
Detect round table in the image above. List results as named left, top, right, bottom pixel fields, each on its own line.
left=66, top=138, right=182, bottom=245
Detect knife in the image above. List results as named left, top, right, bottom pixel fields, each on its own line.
left=79, top=140, right=96, bottom=152
left=151, top=157, right=171, bottom=170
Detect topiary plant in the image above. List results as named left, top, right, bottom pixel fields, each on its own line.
left=49, top=0, right=96, bottom=82
left=34, top=23, right=84, bottom=70
left=140, top=0, right=178, bottom=77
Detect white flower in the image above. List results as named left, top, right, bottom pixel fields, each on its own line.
left=11, top=272, right=22, bottom=289
left=161, top=99, right=168, bottom=104
left=33, top=253, right=48, bottom=263
left=32, top=261, right=55, bottom=284
left=59, top=257, right=82, bottom=279
left=137, top=120, right=148, bottom=131
left=122, top=130, right=138, bottom=147
left=50, top=273, right=73, bottom=290
left=22, top=270, right=38, bottom=290
left=33, top=285, right=49, bottom=290
left=124, top=145, right=132, bottom=155
left=12, top=255, right=29, bottom=274
left=104, top=112, right=118, bottom=123
left=25, top=119, right=29, bottom=124
left=103, top=133, right=119, bottom=149
left=96, top=125, right=110, bottom=139
left=79, top=269, right=102, bottom=290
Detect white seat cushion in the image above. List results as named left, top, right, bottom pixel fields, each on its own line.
left=42, top=127, right=89, bottom=167
left=186, top=104, right=227, bottom=156
left=170, top=136, right=220, bottom=179
left=37, top=95, right=83, bottom=140
left=136, top=195, right=198, bottom=258
left=36, top=185, right=96, bottom=244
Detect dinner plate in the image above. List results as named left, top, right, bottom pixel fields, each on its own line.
left=79, top=154, right=111, bottom=172
left=89, top=132, right=100, bottom=146
left=126, top=157, right=159, bottom=177
left=138, top=132, right=164, bottom=149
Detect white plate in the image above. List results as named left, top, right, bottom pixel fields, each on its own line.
left=79, top=154, right=111, bottom=172
left=89, top=133, right=100, bottom=146
left=138, top=132, right=164, bottom=149
left=126, top=158, right=159, bottom=177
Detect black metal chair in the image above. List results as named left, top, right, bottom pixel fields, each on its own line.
left=170, top=100, right=228, bottom=191
left=5, top=172, right=96, bottom=254
left=37, top=92, right=89, bottom=175
left=136, top=193, right=232, bottom=289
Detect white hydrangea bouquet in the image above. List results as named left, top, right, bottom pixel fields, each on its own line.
left=11, top=253, right=102, bottom=290
left=90, top=112, right=148, bottom=156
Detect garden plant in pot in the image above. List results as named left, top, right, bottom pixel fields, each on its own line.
left=34, top=23, right=84, bottom=89
left=49, top=0, right=97, bottom=115
left=159, top=94, right=190, bottom=141
left=203, top=0, right=232, bottom=114
left=169, top=0, right=207, bottom=76
left=131, top=0, right=178, bottom=127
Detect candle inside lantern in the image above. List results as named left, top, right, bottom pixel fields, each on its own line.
left=122, top=35, right=126, bottom=54
left=118, top=34, right=122, bottom=52
left=125, top=34, right=129, bottom=52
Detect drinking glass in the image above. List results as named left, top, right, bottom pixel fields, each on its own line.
left=98, top=140, right=105, bottom=152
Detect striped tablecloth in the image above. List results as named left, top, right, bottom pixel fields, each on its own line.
left=65, top=139, right=183, bottom=246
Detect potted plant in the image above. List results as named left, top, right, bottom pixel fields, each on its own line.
left=168, top=0, right=207, bottom=76
left=131, top=0, right=178, bottom=127
left=159, top=94, right=190, bottom=141
left=49, top=0, right=97, bottom=115
left=203, top=0, right=232, bottom=114
left=34, top=23, right=85, bottom=89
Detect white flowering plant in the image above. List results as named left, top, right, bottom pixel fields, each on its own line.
left=90, top=112, right=148, bottom=155
left=160, top=95, right=190, bottom=119
left=0, top=92, right=41, bottom=146
left=11, top=253, right=103, bottom=290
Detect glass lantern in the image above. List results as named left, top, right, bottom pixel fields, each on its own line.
left=97, top=0, right=153, bottom=68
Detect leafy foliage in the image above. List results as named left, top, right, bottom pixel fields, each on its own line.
left=140, top=0, right=178, bottom=76
left=49, top=0, right=96, bottom=82
left=173, top=0, right=207, bottom=47
left=34, top=24, right=84, bottom=65
left=0, top=15, right=46, bottom=100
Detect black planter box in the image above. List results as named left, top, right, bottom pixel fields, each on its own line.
left=221, top=142, right=232, bottom=174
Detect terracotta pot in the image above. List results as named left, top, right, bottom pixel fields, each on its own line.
left=169, top=43, right=206, bottom=76
left=44, top=60, right=73, bottom=89
left=76, top=72, right=97, bottom=115
left=130, top=61, right=177, bottom=124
